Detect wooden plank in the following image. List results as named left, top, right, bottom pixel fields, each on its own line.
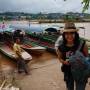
left=0, top=80, right=6, bottom=90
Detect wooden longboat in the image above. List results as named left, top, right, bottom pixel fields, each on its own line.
left=20, top=37, right=46, bottom=55
left=0, top=42, right=32, bottom=63
left=1, top=30, right=46, bottom=55
left=24, top=36, right=56, bottom=53
left=26, top=31, right=90, bottom=54
left=21, top=44, right=46, bottom=55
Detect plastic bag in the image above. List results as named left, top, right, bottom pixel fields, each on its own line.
left=69, top=51, right=90, bottom=80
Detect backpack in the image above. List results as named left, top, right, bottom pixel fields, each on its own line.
left=69, top=40, right=90, bottom=81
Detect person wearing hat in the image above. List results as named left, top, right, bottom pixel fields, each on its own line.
left=55, top=22, right=89, bottom=90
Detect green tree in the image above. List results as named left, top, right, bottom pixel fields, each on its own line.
left=64, top=0, right=90, bottom=12
left=82, top=0, right=90, bottom=12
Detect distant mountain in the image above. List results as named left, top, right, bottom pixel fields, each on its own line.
left=0, top=12, right=90, bottom=20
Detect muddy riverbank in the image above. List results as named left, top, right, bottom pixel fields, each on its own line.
left=0, top=50, right=90, bottom=90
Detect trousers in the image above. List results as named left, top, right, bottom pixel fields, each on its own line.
left=17, top=57, right=28, bottom=74
left=64, top=71, right=87, bottom=90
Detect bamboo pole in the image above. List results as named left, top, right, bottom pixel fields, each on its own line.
left=0, top=80, right=6, bottom=90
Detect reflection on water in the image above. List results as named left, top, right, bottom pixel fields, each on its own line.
left=75, top=23, right=90, bottom=39
left=9, top=21, right=90, bottom=39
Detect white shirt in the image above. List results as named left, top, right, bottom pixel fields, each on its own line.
left=55, top=36, right=63, bottom=50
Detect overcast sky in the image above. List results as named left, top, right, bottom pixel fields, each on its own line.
left=0, top=0, right=90, bottom=13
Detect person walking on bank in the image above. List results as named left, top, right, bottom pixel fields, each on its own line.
left=13, top=38, right=29, bottom=75
left=55, top=22, right=89, bottom=90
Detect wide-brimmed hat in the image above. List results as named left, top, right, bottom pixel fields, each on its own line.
left=61, top=22, right=78, bottom=33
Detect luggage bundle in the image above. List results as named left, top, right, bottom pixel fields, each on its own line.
left=69, top=40, right=90, bottom=81
left=69, top=51, right=90, bottom=81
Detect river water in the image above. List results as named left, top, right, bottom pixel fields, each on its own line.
left=0, top=21, right=90, bottom=69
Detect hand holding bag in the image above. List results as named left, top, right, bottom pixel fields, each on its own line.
left=69, top=40, right=90, bottom=81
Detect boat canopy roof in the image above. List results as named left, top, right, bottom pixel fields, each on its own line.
left=45, top=28, right=57, bottom=32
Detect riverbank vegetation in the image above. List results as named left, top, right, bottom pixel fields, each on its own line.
left=0, top=12, right=90, bottom=23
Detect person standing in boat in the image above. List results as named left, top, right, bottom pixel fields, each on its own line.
left=55, top=22, right=88, bottom=90
left=13, top=38, right=29, bottom=75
